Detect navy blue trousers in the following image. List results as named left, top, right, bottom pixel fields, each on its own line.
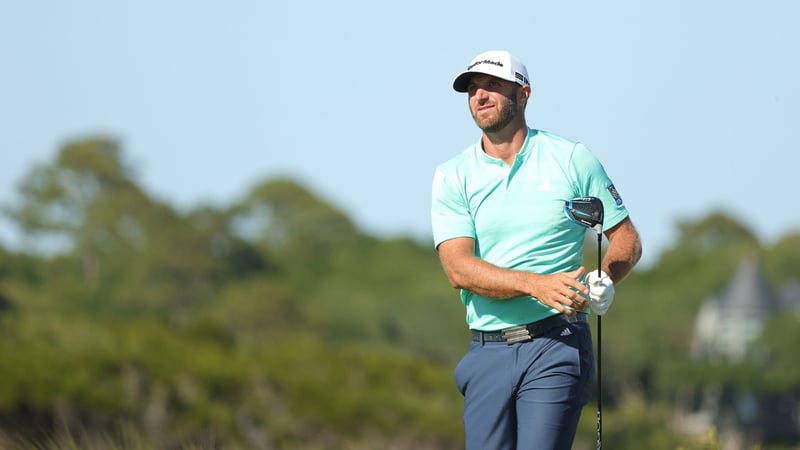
left=455, top=320, right=595, bottom=450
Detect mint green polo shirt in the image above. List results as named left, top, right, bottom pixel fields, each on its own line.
left=431, top=128, right=629, bottom=331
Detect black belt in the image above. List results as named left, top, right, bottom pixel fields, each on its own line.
left=471, top=313, right=588, bottom=345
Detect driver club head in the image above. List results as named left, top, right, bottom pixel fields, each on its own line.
left=564, top=197, right=604, bottom=234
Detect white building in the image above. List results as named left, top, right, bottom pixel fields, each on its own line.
left=678, top=257, right=800, bottom=448
left=690, top=257, right=779, bottom=361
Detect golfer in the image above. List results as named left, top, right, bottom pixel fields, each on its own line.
left=431, top=50, right=642, bottom=450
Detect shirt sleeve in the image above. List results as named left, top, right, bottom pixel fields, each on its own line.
left=431, top=165, right=476, bottom=249
left=569, top=143, right=630, bottom=230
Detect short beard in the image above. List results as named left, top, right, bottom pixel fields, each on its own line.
left=473, top=91, right=519, bottom=133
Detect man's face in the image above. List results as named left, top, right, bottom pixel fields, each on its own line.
left=467, top=74, right=523, bottom=133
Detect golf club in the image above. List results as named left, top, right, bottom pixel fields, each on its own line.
left=564, top=196, right=604, bottom=449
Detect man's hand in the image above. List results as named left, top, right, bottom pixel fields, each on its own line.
left=529, top=268, right=590, bottom=316
left=586, top=270, right=615, bottom=316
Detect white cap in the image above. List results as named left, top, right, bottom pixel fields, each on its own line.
left=452, top=50, right=530, bottom=93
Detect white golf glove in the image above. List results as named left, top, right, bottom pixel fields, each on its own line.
left=586, top=270, right=615, bottom=316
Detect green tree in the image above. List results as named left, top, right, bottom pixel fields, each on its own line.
left=228, top=178, right=364, bottom=278
left=763, top=232, right=800, bottom=288
left=6, top=137, right=167, bottom=280
left=756, top=313, right=800, bottom=390
left=5, top=137, right=270, bottom=318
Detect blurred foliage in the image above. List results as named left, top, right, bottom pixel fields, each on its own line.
left=0, top=137, right=798, bottom=449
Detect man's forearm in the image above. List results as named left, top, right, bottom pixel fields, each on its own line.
left=445, top=255, right=535, bottom=299
left=602, top=218, right=643, bottom=283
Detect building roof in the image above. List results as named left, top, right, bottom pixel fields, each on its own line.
left=717, top=257, right=779, bottom=316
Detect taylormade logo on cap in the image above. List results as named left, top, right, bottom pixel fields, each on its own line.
left=467, top=59, right=504, bottom=71
left=453, top=50, right=530, bottom=93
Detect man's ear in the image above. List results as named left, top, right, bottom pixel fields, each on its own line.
left=519, top=85, right=532, bottom=108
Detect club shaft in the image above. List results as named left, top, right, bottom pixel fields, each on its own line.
left=596, top=231, right=602, bottom=449
left=597, top=315, right=602, bottom=449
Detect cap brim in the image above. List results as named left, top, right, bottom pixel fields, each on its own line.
left=452, top=71, right=474, bottom=93
left=452, top=70, right=527, bottom=92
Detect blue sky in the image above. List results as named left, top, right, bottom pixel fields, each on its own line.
left=1, top=1, right=798, bottom=267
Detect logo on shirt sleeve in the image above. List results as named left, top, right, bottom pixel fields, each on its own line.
left=608, top=184, right=623, bottom=206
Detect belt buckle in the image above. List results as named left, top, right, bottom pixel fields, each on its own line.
left=501, top=325, right=532, bottom=345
